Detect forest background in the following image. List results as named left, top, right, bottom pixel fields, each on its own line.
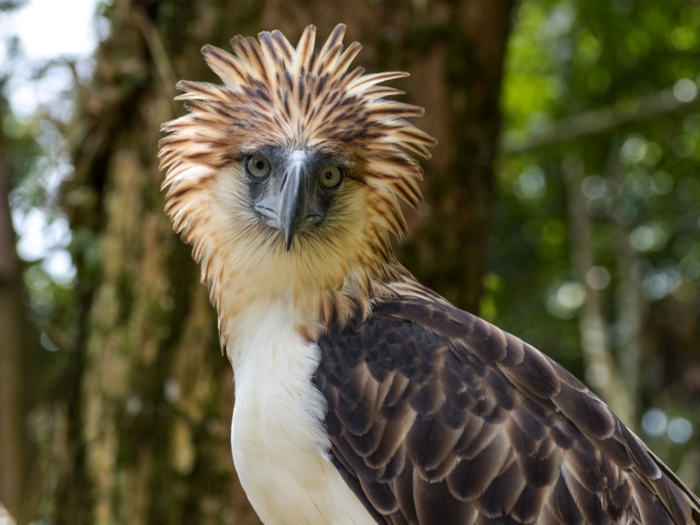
left=1, top=0, right=700, bottom=523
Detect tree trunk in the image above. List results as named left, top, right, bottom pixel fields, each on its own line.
left=395, top=1, right=516, bottom=313
left=53, top=1, right=515, bottom=523
left=561, top=153, right=635, bottom=426
left=0, top=131, right=27, bottom=523
left=606, top=148, right=642, bottom=427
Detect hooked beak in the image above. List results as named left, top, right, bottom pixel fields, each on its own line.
left=254, top=150, right=324, bottom=251
left=279, top=152, right=308, bottom=251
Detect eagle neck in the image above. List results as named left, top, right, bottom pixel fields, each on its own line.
left=212, top=243, right=410, bottom=369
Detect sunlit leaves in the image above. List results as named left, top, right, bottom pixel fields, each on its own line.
left=574, top=30, right=601, bottom=69
left=542, top=219, right=566, bottom=244
left=502, top=1, right=570, bottom=134
left=672, top=78, right=697, bottom=102
left=547, top=281, right=586, bottom=319
left=517, top=166, right=547, bottom=199
left=642, top=408, right=694, bottom=448
left=621, top=135, right=647, bottom=164
left=630, top=222, right=668, bottom=252
left=497, top=0, right=700, bottom=479
left=670, top=26, right=695, bottom=51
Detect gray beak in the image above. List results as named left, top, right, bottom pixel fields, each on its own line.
left=279, top=151, right=308, bottom=251
left=253, top=150, right=324, bottom=251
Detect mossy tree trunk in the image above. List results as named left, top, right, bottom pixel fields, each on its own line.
left=57, top=2, right=262, bottom=523
left=54, top=1, right=515, bottom=523
left=0, top=134, right=27, bottom=523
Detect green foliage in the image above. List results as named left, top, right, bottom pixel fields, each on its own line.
left=495, top=0, right=700, bottom=489
left=0, top=1, right=25, bottom=11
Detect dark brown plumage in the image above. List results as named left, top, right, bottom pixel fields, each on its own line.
left=316, top=280, right=700, bottom=524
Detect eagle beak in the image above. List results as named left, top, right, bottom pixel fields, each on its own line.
left=279, top=151, right=309, bottom=251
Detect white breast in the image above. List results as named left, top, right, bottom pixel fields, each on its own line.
left=228, top=301, right=375, bottom=525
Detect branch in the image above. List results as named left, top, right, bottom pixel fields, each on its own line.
left=0, top=139, right=27, bottom=520
left=501, top=88, right=698, bottom=154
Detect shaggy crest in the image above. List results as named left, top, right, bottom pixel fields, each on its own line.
left=158, top=24, right=438, bottom=341
left=159, top=24, right=436, bottom=241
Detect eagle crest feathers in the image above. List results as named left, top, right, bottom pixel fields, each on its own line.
left=159, top=24, right=436, bottom=241
left=158, top=24, right=436, bottom=341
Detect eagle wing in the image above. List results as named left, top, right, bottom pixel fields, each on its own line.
left=313, top=281, right=700, bottom=525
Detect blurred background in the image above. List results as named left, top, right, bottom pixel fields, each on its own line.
left=1, top=0, right=699, bottom=523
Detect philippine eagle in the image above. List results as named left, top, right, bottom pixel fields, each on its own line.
left=159, top=24, right=700, bottom=525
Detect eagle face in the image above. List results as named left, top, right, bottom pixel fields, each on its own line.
left=242, top=145, right=350, bottom=250
left=159, top=24, right=436, bottom=325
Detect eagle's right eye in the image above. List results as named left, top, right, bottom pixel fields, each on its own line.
left=319, top=166, right=342, bottom=188
left=246, top=155, right=271, bottom=178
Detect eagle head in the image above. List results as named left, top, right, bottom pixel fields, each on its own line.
left=159, top=24, right=436, bottom=330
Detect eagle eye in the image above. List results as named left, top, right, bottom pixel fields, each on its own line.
left=246, top=155, right=271, bottom=178
left=319, top=166, right=342, bottom=188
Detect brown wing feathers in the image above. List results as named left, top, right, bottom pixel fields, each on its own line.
left=314, top=281, right=700, bottom=524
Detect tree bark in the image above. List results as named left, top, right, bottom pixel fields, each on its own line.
left=0, top=130, right=27, bottom=523
left=56, top=2, right=255, bottom=523
left=53, top=1, right=515, bottom=523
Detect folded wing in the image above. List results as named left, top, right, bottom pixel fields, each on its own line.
left=313, top=280, right=700, bottom=525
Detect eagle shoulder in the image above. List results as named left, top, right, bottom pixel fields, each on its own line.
left=313, top=281, right=700, bottom=525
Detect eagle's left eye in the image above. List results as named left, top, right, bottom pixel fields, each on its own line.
left=247, top=155, right=271, bottom=178
left=319, top=166, right=342, bottom=188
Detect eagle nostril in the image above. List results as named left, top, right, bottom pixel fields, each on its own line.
left=254, top=204, right=278, bottom=221
left=305, top=214, right=322, bottom=224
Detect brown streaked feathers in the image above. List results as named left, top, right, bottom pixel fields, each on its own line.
left=159, top=24, right=435, bottom=242
left=159, top=24, right=700, bottom=525
left=317, top=280, right=700, bottom=524
left=158, top=25, right=436, bottom=338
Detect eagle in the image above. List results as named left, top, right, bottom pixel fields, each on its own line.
left=159, top=24, right=700, bottom=525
